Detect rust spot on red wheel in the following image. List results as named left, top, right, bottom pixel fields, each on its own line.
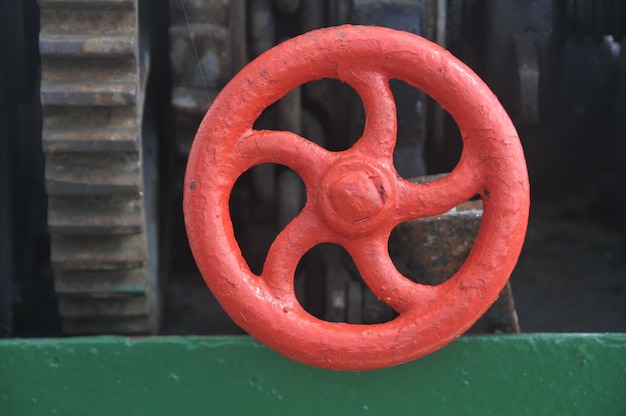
left=183, top=25, right=530, bottom=371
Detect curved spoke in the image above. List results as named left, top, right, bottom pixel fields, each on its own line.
left=343, top=235, right=438, bottom=314
left=394, top=150, right=483, bottom=222
left=341, top=70, right=397, bottom=163
left=261, top=206, right=331, bottom=298
left=237, top=129, right=334, bottom=185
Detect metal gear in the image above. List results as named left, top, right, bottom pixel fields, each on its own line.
left=39, top=0, right=159, bottom=334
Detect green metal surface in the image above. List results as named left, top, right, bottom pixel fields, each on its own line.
left=1, top=334, right=625, bottom=415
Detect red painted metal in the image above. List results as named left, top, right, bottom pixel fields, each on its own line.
left=183, top=25, right=530, bottom=371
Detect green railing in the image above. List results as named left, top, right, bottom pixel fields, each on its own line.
left=1, top=334, right=625, bottom=415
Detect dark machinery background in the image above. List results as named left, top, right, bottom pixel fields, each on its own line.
left=1, top=0, right=625, bottom=337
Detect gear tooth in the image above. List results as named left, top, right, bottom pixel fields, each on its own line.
left=61, top=316, right=154, bottom=336
left=54, top=269, right=147, bottom=295
left=43, top=106, right=139, bottom=152
left=51, top=235, right=146, bottom=271
left=44, top=152, right=142, bottom=195
left=39, top=32, right=136, bottom=57
left=58, top=296, right=150, bottom=318
left=41, top=0, right=158, bottom=334
left=48, top=195, right=144, bottom=235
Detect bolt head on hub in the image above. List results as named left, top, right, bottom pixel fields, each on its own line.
left=318, top=157, right=395, bottom=236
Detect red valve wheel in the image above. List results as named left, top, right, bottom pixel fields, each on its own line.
left=184, top=25, right=529, bottom=371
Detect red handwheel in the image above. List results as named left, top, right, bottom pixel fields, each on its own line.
left=184, top=25, right=529, bottom=371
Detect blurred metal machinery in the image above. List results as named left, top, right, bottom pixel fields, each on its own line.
left=1, top=0, right=48, bottom=337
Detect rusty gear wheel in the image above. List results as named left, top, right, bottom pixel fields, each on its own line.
left=39, top=0, right=159, bottom=334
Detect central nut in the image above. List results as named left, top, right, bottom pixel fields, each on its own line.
left=317, top=157, right=395, bottom=236
left=328, top=171, right=386, bottom=224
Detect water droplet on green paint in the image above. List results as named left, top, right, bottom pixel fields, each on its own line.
left=270, top=389, right=283, bottom=400
left=47, top=357, right=60, bottom=368
left=248, top=375, right=263, bottom=390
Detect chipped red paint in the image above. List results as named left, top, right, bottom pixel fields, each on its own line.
left=183, top=25, right=530, bottom=371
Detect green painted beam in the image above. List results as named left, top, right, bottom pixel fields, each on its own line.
left=1, top=334, right=625, bottom=415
